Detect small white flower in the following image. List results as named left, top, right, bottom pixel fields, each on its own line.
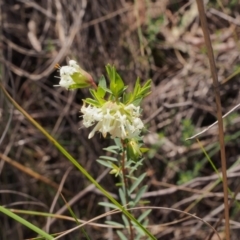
left=81, top=101, right=144, bottom=140
left=81, top=104, right=103, bottom=127
left=55, top=60, right=93, bottom=90
left=54, top=62, right=79, bottom=90
left=69, top=60, right=81, bottom=71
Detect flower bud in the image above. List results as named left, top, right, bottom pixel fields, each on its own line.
left=55, top=60, right=94, bottom=90
left=126, top=139, right=142, bottom=161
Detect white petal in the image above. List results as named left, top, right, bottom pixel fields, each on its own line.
left=88, top=121, right=102, bottom=139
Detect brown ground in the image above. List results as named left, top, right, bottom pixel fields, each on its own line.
left=1, top=0, right=240, bottom=239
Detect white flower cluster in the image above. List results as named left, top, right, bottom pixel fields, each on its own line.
left=81, top=101, right=144, bottom=139
left=56, top=60, right=80, bottom=90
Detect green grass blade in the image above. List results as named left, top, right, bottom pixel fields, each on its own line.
left=0, top=206, right=53, bottom=239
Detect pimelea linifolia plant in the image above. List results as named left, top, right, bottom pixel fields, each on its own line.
left=55, top=60, right=152, bottom=239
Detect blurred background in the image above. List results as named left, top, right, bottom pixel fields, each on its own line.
left=1, top=0, right=240, bottom=239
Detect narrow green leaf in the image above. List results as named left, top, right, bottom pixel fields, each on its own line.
left=132, top=225, right=145, bottom=237
left=106, top=64, right=125, bottom=97
left=99, top=202, right=120, bottom=209
left=0, top=206, right=53, bottom=239
left=133, top=185, right=148, bottom=204
left=115, top=73, right=125, bottom=93
left=131, top=97, right=143, bottom=106
left=106, top=65, right=116, bottom=94
left=97, top=86, right=106, bottom=98
left=105, top=220, right=125, bottom=228
left=140, top=147, right=149, bottom=153
left=84, top=98, right=101, bottom=107
left=114, top=138, right=122, bottom=147
left=89, top=89, right=106, bottom=105
left=122, top=214, right=129, bottom=228
left=117, top=230, right=128, bottom=240
left=123, top=92, right=131, bottom=104
left=103, top=145, right=120, bottom=154
left=133, top=77, right=140, bottom=96
left=99, top=75, right=112, bottom=94
left=98, top=75, right=107, bottom=89
left=99, top=156, right=118, bottom=162
left=119, top=188, right=126, bottom=205
left=129, top=173, right=146, bottom=194
left=96, top=160, right=112, bottom=168
left=137, top=209, right=152, bottom=223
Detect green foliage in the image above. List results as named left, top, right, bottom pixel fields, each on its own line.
left=146, top=13, right=164, bottom=45
left=123, top=78, right=151, bottom=105
left=106, top=64, right=125, bottom=99
left=84, top=65, right=151, bottom=110
left=230, top=0, right=238, bottom=8
left=45, top=39, right=56, bottom=52
left=98, top=140, right=151, bottom=238
left=181, top=119, right=195, bottom=146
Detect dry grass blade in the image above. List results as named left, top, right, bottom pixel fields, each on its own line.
left=0, top=153, right=71, bottom=196
left=196, top=0, right=230, bottom=239
left=186, top=102, right=240, bottom=140
left=53, top=206, right=221, bottom=240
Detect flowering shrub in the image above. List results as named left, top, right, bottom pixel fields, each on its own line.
left=55, top=60, right=152, bottom=239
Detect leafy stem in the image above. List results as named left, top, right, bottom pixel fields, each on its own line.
left=121, top=139, right=134, bottom=240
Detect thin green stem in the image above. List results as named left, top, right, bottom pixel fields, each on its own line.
left=121, top=139, right=134, bottom=240
left=195, top=0, right=230, bottom=239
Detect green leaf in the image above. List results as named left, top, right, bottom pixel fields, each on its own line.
left=125, top=78, right=152, bottom=104
left=122, top=214, right=129, bottom=228
left=119, top=188, right=126, bottom=205
left=99, top=202, right=120, bottom=209
left=114, top=138, right=122, bottom=147
left=133, top=185, right=148, bottom=205
left=139, top=79, right=152, bottom=97
left=106, top=64, right=115, bottom=82
left=96, top=160, right=112, bottom=168
left=132, top=225, right=145, bottom=237
left=89, top=89, right=106, bottom=105
left=84, top=98, right=101, bottom=107
left=129, top=173, right=146, bottom=194
left=103, top=145, right=120, bottom=154
left=99, top=75, right=106, bottom=86
left=106, top=64, right=125, bottom=97
left=97, top=86, right=106, bottom=98
left=123, top=92, right=131, bottom=104
left=140, top=147, right=149, bottom=153
left=99, top=156, right=118, bottom=162
left=117, top=230, right=128, bottom=240
left=137, top=209, right=152, bottom=223
left=115, top=71, right=125, bottom=89
left=133, top=78, right=141, bottom=96
left=105, top=220, right=125, bottom=228
left=0, top=206, right=53, bottom=239
left=131, top=97, right=143, bottom=106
